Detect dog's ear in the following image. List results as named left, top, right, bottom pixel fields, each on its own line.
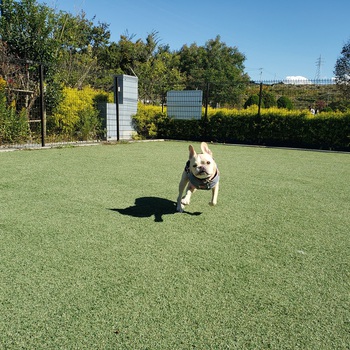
left=188, top=145, right=196, bottom=159
left=201, top=142, right=213, bottom=156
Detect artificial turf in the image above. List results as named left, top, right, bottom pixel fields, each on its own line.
left=1, top=141, right=349, bottom=349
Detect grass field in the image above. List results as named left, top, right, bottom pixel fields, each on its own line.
left=1, top=141, right=349, bottom=349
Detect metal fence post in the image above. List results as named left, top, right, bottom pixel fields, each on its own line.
left=39, top=64, right=46, bottom=147
left=258, top=82, right=263, bottom=117
left=114, top=76, right=120, bottom=141
left=204, top=82, right=210, bottom=120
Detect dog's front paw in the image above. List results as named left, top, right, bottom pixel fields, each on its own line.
left=181, top=197, right=191, bottom=206
left=209, top=201, right=217, bottom=206
left=176, top=202, right=185, bottom=212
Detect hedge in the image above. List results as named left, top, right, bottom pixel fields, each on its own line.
left=133, top=105, right=350, bottom=151
left=48, top=86, right=113, bottom=140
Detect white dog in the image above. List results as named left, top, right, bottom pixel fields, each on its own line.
left=176, top=142, right=220, bottom=212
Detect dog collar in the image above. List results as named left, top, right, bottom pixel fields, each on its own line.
left=185, top=160, right=220, bottom=190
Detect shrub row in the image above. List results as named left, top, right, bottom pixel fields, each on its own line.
left=48, top=86, right=112, bottom=141
left=133, top=105, right=350, bottom=151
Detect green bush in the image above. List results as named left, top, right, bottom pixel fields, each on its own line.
left=49, top=86, right=108, bottom=140
left=132, top=105, right=350, bottom=151
left=244, top=92, right=277, bottom=109
left=304, top=112, right=350, bottom=150
left=0, top=79, right=30, bottom=144
left=277, top=96, right=293, bottom=110
left=262, top=91, right=277, bottom=108
left=132, top=104, right=167, bottom=139
left=244, top=94, right=261, bottom=108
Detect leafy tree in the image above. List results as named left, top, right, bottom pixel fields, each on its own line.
left=244, top=94, right=261, bottom=108
left=137, top=44, right=185, bottom=104
left=334, top=39, right=350, bottom=99
left=262, top=91, right=277, bottom=108
left=277, top=96, right=293, bottom=110
left=104, top=32, right=185, bottom=104
left=55, top=10, right=110, bottom=88
left=0, top=0, right=59, bottom=63
left=114, top=31, right=155, bottom=76
left=0, top=0, right=64, bottom=116
left=93, top=42, right=123, bottom=90
left=178, top=36, right=249, bottom=107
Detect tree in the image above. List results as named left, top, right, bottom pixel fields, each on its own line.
left=55, top=10, right=110, bottom=88
left=262, top=91, right=276, bottom=108
left=244, top=94, right=261, bottom=108
left=136, top=44, right=185, bottom=105
left=104, top=32, right=185, bottom=104
left=277, top=96, right=293, bottom=110
left=179, top=36, right=249, bottom=107
left=0, top=0, right=65, bottom=116
left=334, top=39, right=350, bottom=99
left=0, top=0, right=59, bottom=64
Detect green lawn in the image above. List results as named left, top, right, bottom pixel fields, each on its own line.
left=1, top=142, right=349, bottom=349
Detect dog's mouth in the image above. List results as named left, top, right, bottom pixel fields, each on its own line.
left=195, top=169, right=210, bottom=178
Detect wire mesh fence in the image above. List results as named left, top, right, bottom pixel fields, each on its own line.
left=0, top=57, right=45, bottom=149
left=248, top=78, right=340, bottom=112
left=0, top=56, right=345, bottom=149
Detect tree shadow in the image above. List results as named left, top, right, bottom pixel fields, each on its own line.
left=109, top=196, right=202, bottom=222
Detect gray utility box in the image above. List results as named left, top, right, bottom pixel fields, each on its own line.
left=99, top=75, right=138, bottom=140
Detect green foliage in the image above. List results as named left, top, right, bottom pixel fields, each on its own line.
left=304, top=112, right=350, bottom=150
left=132, top=105, right=350, bottom=150
left=159, top=118, right=202, bottom=141
left=137, top=45, right=186, bottom=104
left=131, top=104, right=167, bottom=139
left=334, top=38, right=350, bottom=99
left=179, top=36, right=249, bottom=107
left=49, top=86, right=106, bottom=140
left=244, top=92, right=276, bottom=109
left=0, top=106, right=29, bottom=144
left=244, top=94, right=261, bottom=108
left=0, top=0, right=59, bottom=63
left=328, top=100, right=350, bottom=112
left=55, top=11, right=110, bottom=88
left=246, top=83, right=344, bottom=111
left=277, top=96, right=294, bottom=110
left=1, top=0, right=348, bottom=147
left=0, top=79, right=29, bottom=144
left=262, top=91, right=277, bottom=108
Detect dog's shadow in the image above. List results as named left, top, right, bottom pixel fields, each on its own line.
left=109, top=196, right=201, bottom=222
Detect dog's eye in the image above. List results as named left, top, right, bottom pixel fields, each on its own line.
left=206, top=161, right=211, bottom=165
left=193, top=163, right=197, bottom=168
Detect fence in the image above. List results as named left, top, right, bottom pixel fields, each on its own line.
left=0, top=58, right=46, bottom=148
left=248, top=78, right=339, bottom=113
left=0, top=57, right=345, bottom=149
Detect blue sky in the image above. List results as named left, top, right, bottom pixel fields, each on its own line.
left=41, top=0, right=350, bottom=81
